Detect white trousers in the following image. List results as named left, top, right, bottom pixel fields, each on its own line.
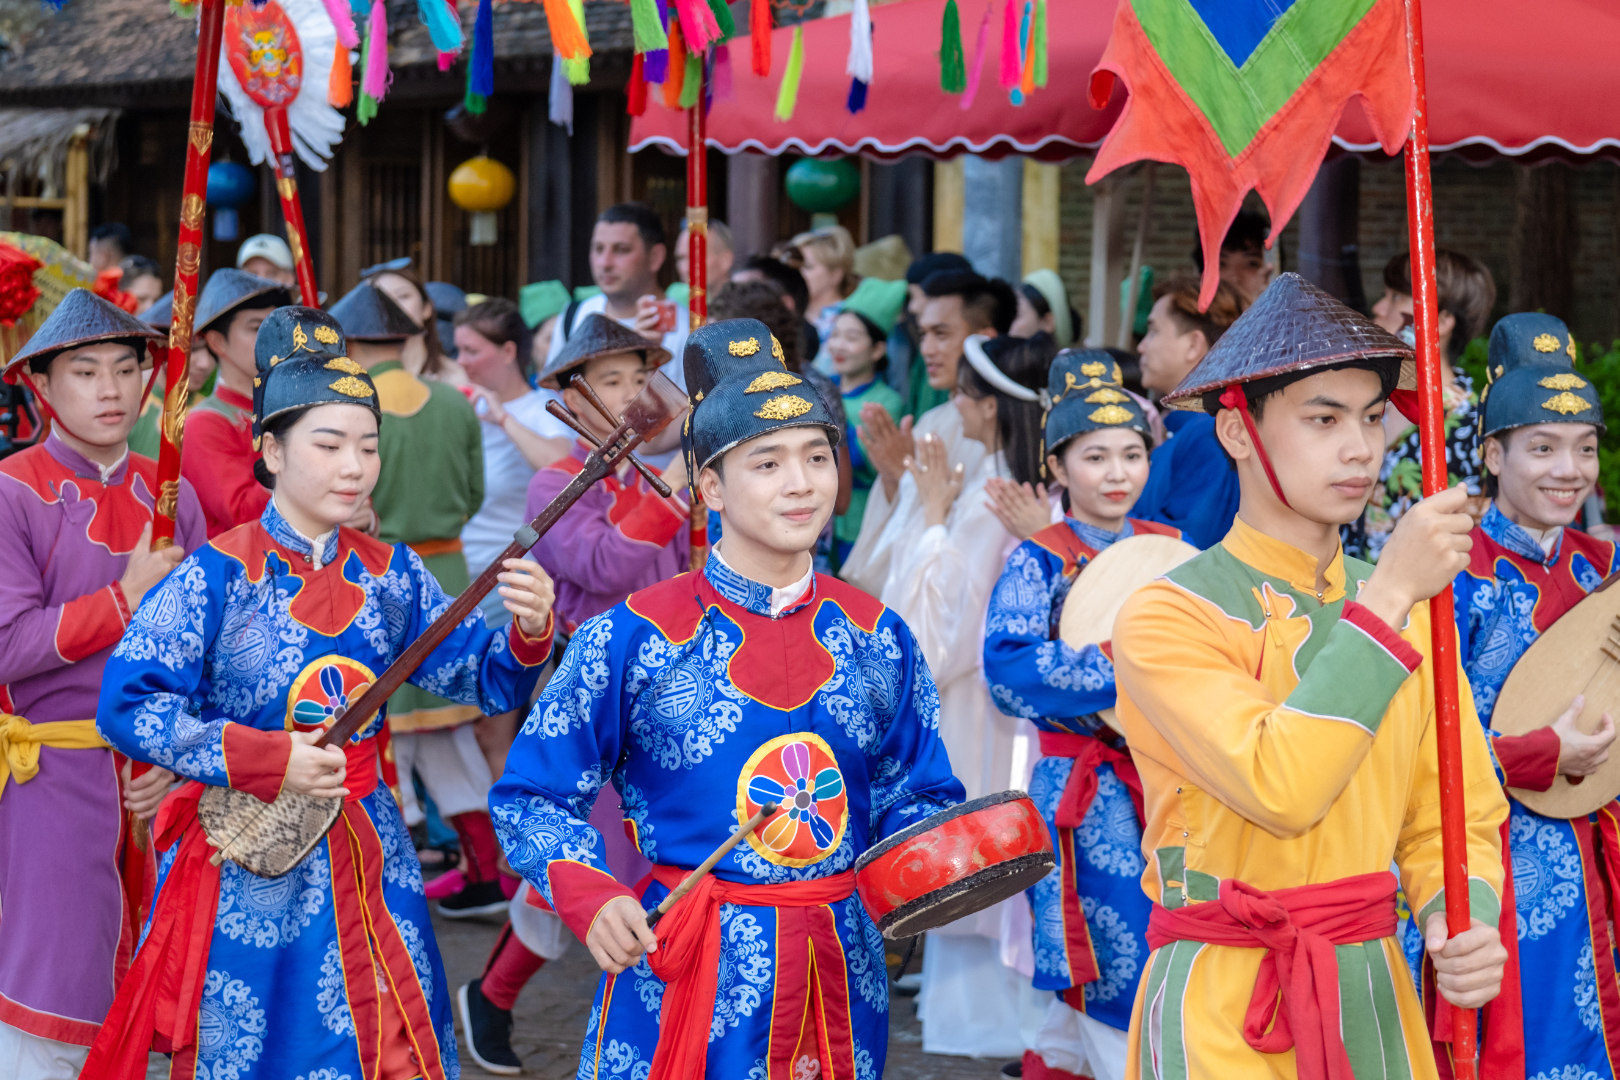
left=917, top=933, right=1046, bottom=1058
left=0, top=1022, right=88, bottom=1080
left=393, top=723, right=494, bottom=825
left=508, top=880, right=573, bottom=960
left=1031, top=997, right=1130, bottom=1080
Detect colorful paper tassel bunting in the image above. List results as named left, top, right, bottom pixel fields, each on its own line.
left=330, top=43, right=354, bottom=107
left=846, top=0, right=872, bottom=113
left=750, top=0, right=771, bottom=76
left=663, top=17, right=686, bottom=107
left=711, top=42, right=734, bottom=102
left=961, top=2, right=991, bottom=110
left=939, top=0, right=965, bottom=93
left=774, top=25, right=805, bottom=121
left=542, top=0, right=591, bottom=60
left=550, top=53, right=575, bottom=132
left=468, top=0, right=495, bottom=101
left=628, top=52, right=649, bottom=115
left=564, top=0, right=591, bottom=83
left=673, top=0, right=722, bottom=55
left=706, top=0, right=736, bottom=41
left=630, top=0, right=669, bottom=53
left=357, top=0, right=390, bottom=124
left=418, top=0, right=463, bottom=54
left=998, top=0, right=1020, bottom=90
left=1033, top=0, right=1047, bottom=87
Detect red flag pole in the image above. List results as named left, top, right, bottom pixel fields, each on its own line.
left=264, top=107, right=321, bottom=307
left=685, top=74, right=710, bottom=571
left=1402, top=0, right=1476, bottom=1075
left=151, top=0, right=227, bottom=546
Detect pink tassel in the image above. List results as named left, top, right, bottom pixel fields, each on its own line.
left=961, top=3, right=991, bottom=110
left=998, top=0, right=1019, bottom=90
left=711, top=41, right=734, bottom=101
left=321, top=0, right=358, bottom=48
left=673, top=0, right=720, bottom=54
left=362, top=0, right=391, bottom=102
left=437, top=52, right=455, bottom=71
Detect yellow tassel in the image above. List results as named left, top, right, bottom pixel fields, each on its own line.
left=774, top=26, right=804, bottom=121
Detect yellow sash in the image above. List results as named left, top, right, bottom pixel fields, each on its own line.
left=0, top=714, right=109, bottom=800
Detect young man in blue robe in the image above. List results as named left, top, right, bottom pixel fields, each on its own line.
left=87, top=306, right=558, bottom=1080
left=1451, top=312, right=1620, bottom=1079
left=491, top=318, right=965, bottom=1080
left=983, top=350, right=1179, bottom=1080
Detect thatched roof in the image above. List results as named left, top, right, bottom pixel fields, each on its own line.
left=0, top=0, right=636, bottom=105
left=0, top=106, right=118, bottom=189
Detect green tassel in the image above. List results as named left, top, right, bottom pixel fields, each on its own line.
left=939, top=0, right=965, bottom=93
left=679, top=46, right=702, bottom=107
left=629, top=0, right=668, bottom=52
left=706, top=0, right=737, bottom=41
left=464, top=92, right=488, bottom=114
left=565, top=0, right=590, bottom=84
left=774, top=25, right=804, bottom=120
left=358, top=93, right=379, bottom=125
left=1033, top=0, right=1047, bottom=88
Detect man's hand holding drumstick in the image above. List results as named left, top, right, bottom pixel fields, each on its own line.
left=584, top=802, right=780, bottom=975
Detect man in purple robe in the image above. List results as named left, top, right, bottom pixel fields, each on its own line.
left=0, top=290, right=206, bottom=1077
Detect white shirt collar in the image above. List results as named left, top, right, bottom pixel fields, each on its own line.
left=97, top=449, right=128, bottom=484
left=271, top=496, right=338, bottom=570
left=711, top=543, right=814, bottom=618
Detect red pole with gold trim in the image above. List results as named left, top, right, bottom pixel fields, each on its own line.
left=1403, top=0, right=1476, bottom=1075
left=264, top=108, right=320, bottom=307
left=151, top=0, right=227, bottom=547
left=685, top=77, right=709, bottom=570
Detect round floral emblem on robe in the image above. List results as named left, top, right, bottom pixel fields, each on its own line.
left=738, top=733, right=848, bottom=867
left=286, top=655, right=376, bottom=733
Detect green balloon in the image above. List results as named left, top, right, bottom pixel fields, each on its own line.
left=785, top=158, right=860, bottom=213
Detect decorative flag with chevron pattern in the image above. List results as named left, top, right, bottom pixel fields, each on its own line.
left=1087, top=0, right=1417, bottom=307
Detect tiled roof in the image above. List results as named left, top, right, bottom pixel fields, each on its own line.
left=0, top=0, right=634, bottom=101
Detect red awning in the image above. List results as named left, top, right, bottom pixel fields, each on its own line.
left=628, top=0, right=1620, bottom=162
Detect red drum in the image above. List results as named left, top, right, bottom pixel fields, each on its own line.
left=854, top=790, right=1055, bottom=940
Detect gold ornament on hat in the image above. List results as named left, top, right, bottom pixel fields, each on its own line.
left=314, top=326, right=341, bottom=346
left=1569, top=338, right=1578, bottom=361
left=771, top=336, right=785, bottom=363
left=1089, top=404, right=1134, bottom=425
left=1533, top=333, right=1561, bottom=353
left=325, top=357, right=365, bottom=375
left=745, top=370, right=802, bottom=393
left=292, top=324, right=309, bottom=353
left=1080, top=361, right=1107, bottom=378
left=329, top=376, right=374, bottom=399
left=728, top=338, right=761, bottom=357
left=755, top=394, right=813, bottom=420
left=1541, top=391, right=1592, bottom=416
left=1539, top=373, right=1587, bottom=391
left=1086, top=388, right=1129, bottom=404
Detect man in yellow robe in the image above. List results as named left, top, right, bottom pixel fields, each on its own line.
left=1112, top=274, right=1510, bottom=1080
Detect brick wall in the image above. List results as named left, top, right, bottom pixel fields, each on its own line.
left=1054, top=155, right=1620, bottom=345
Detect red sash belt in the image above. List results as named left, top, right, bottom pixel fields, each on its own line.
left=82, top=736, right=404, bottom=1080
left=646, top=865, right=858, bottom=1080
left=1146, top=871, right=1398, bottom=1080
left=1038, top=731, right=1144, bottom=995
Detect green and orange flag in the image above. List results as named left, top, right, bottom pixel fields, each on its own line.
left=1088, top=0, right=1416, bottom=307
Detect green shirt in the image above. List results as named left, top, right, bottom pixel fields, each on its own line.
left=368, top=359, right=484, bottom=560
left=835, top=375, right=907, bottom=552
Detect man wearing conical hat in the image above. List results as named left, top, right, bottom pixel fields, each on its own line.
left=180, top=268, right=293, bottom=536
left=983, top=347, right=1182, bottom=1080
left=1110, top=274, right=1509, bottom=1079
left=0, top=288, right=206, bottom=1076
left=88, top=305, right=556, bottom=1080
left=1448, top=314, right=1620, bottom=1078
left=493, top=318, right=966, bottom=1080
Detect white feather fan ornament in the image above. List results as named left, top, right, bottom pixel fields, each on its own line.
left=217, top=0, right=347, bottom=171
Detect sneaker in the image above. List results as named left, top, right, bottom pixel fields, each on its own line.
left=437, top=878, right=509, bottom=919
left=458, top=978, right=522, bottom=1075
left=424, top=868, right=467, bottom=901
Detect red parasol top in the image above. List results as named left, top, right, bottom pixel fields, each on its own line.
left=629, top=0, right=1620, bottom=163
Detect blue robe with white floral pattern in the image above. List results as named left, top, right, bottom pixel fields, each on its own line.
left=1451, top=503, right=1620, bottom=1080
left=982, top=517, right=1163, bottom=1032
left=490, top=555, right=964, bottom=1080
left=95, top=501, right=552, bottom=1080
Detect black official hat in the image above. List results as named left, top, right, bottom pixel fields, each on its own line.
left=539, top=313, right=669, bottom=390
left=196, top=268, right=293, bottom=337
left=1163, top=273, right=1414, bottom=414
left=328, top=281, right=423, bottom=342
left=3, top=288, right=164, bottom=380
left=684, top=318, right=839, bottom=471
left=252, top=306, right=379, bottom=448
left=1044, top=348, right=1151, bottom=454
left=1478, top=313, right=1603, bottom=438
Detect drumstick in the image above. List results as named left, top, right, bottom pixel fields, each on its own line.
left=644, top=802, right=780, bottom=930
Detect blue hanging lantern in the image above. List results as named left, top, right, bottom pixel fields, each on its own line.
left=206, top=161, right=256, bottom=242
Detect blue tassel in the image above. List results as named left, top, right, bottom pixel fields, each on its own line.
left=349, top=0, right=370, bottom=18
left=846, top=78, right=868, bottom=114
left=470, top=0, right=494, bottom=99
left=418, top=0, right=463, bottom=54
